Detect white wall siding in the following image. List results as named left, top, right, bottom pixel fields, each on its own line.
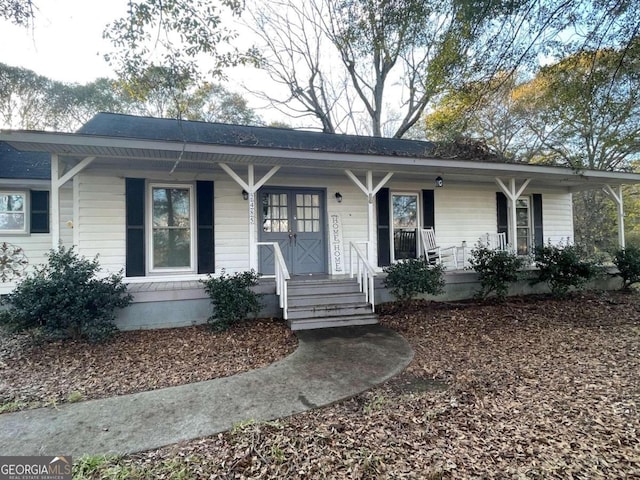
left=215, top=176, right=250, bottom=273
left=541, top=192, right=574, bottom=245
left=434, top=187, right=497, bottom=248
left=76, top=173, right=126, bottom=275
left=59, top=186, right=74, bottom=246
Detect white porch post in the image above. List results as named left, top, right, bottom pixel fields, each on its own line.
left=495, top=177, right=531, bottom=252
left=219, top=163, right=280, bottom=271
left=604, top=184, right=625, bottom=249
left=345, top=169, right=394, bottom=265
left=51, top=154, right=60, bottom=248
left=50, top=155, right=95, bottom=249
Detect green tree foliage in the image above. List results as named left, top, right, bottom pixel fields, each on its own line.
left=0, top=63, right=263, bottom=129
left=0, top=63, right=131, bottom=130
left=383, top=258, right=445, bottom=302
left=103, top=0, right=253, bottom=97
left=0, top=246, right=132, bottom=343
left=201, top=270, right=262, bottom=331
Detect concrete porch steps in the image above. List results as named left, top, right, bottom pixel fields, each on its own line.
left=286, top=277, right=378, bottom=331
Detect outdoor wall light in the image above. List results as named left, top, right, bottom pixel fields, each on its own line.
left=335, top=192, right=343, bottom=203
left=242, top=189, right=249, bottom=200
left=435, top=176, right=444, bottom=188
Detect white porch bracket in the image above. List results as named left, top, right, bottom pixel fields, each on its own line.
left=345, top=169, right=394, bottom=265
left=604, top=184, right=625, bottom=249
left=495, top=177, right=531, bottom=252
left=51, top=154, right=95, bottom=248
left=219, top=163, right=281, bottom=270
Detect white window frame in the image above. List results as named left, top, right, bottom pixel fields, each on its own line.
left=390, top=191, right=421, bottom=263
left=146, top=182, right=196, bottom=274
left=0, top=190, right=28, bottom=234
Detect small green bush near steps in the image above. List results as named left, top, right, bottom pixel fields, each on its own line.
left=613, top=245, right=640, bottom=290
left=201, top=269, right=262, bottom=331
left=383, top=258, right=445, bottom=303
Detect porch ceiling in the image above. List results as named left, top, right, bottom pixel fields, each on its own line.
left=2, top=130, right=640, bottom=190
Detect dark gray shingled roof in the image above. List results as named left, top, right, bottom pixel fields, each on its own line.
left=0, top=142, right=50, bottom=180
left=78, top=112, right=440, bottom=158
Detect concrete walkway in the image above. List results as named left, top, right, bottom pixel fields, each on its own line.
left=0, top=324, right=413, bottom=457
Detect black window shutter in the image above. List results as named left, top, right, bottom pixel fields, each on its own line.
left=196, top=180, right=215, bottom=274
left=532, top=193, right=543, bottom=247
left=30, top=190, right=49, bottom=233
left=376, top=188, right=391, bottom=267
left=125, top=178, right=145, bottom=277
left=496, top=192, right=508, bottom=244
left=422, top=189, right=435, bottom=230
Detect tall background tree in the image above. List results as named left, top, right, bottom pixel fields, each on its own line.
left=0, top=63, right=263, bottom=130
left=246, top=0, right=578, bottom=137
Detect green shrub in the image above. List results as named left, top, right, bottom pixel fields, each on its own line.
left=383, top=258, right=445, bottom=302
left=0, top=246, right=132, bottom=343
left=469, top=246, right=526, bottom=301
left=201, top=269, right=262, bottom=331
left=613, top=245, right=640, bottom=290
left=532, top=243, right=601, bottom=298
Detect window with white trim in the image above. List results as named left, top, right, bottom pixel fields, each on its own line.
left=0, top=191, right=27, bottom=234
left=148, top=184, right=195, bottom=272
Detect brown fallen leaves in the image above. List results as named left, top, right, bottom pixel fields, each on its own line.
left=6, top=291, right=640, bottom=478
left=0, top=319, right=297, bottom=409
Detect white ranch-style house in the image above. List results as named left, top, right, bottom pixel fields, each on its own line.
left=0, top=113, right=637, bottom=330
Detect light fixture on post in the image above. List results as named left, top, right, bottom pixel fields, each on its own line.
left=435, top=176, right=444, bottom=188
left=335, top=192, right=343, bottom=203
left=242, top=189, right=249, bottom=200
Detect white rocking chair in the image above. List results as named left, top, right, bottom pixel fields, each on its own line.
left=420, top=228, right=460, bottom=268
left=481, top=232, right=508, bottom=251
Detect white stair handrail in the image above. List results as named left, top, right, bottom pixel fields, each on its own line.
left=256, top=242, right=291, bottom=320
left=349, top=241, right=377, bottom=311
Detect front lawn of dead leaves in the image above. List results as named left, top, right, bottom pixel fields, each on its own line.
left=71, top=291, right=640, bottom=479
left=0, top=318, right=297, bottom=411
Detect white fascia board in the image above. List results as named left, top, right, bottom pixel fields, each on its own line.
left=0, top=179, right=51, bottom=187
left=2, top=130, right=640, bottom=185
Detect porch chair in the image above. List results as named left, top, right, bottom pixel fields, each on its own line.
left=420, top=228, right=459, bottom=268
left=481, top=232, right=508, bottom=251
left=419, top=228, right=442, bottom=265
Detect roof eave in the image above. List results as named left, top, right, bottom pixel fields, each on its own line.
left=1, top=130, right=639, bottom=186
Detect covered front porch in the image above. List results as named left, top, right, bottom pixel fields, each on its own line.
left=1, top=113, right=637, bottom=329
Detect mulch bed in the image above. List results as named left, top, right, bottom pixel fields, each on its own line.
left=0, top=318, right=297, bottom=408
left=75, top=291, right=639, bottom=479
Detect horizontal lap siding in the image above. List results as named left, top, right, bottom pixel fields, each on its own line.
left=541, top=192, right=574, bottom=245
left=434, top=187, right=497, bottom=248
left=59, top=186, right=73, bottom=246
left=215, top=177, right=249, bottom=273
left=77, top=173, right=126, bottom=275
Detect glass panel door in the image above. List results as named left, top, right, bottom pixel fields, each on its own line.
left=392, top=193, right=418, bottom=261
left=259, top=188, right=326, bottom=275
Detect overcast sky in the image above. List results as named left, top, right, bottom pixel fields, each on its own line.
left=0, top=0, right=130, bottom=83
